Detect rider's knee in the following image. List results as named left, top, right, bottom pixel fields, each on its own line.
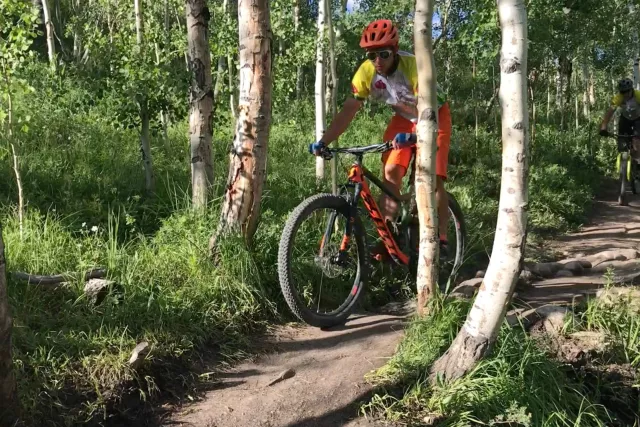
left=383, top=163, right=406, bottom=185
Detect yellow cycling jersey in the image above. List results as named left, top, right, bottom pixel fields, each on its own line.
left=351, top=51, right=446, bottom=123
left=611, top=90, right=640, bottom=120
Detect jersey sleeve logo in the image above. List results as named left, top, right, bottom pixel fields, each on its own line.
left=374, top=80, right=387, bottom=90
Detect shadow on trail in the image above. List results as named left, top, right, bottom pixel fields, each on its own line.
left=284, top=389, right=381, bottom=427
left=270, top=318, right=406, bottom=354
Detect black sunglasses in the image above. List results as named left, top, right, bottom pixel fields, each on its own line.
left=366, top=50, right=393, bottom=61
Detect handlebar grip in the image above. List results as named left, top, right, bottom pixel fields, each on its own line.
left=320, top=148, right=334, bottom=160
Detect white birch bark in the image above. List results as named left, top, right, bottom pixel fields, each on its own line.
left=212, top=0, right=272, bottom=248
left=133, top=0, right=154, bottom=192
left=432, top=0, right=529, bottom=380
left=42, top=0, right=56, bottom=70
left=315, top=0, right=327, bottom=181
left=326, top=0, right=338, bottom=193
left=582, top=61, right=590, bottom=119
left=186, top=0, right=215, bottom=208
left=134, top=0, right=143, bottom=46
left=631, top=4, right=640, bottom=90
left=294, top=0, right=303, bottom=99
left=413, top=0, right=439, bottom=315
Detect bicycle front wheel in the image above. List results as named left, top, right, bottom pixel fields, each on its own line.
left=278, top=193, right=368, bottom=328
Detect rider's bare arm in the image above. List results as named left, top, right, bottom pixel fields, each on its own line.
left=320, top=98, right=363, bottom=145
left=601, top=106, right=616, bottom=130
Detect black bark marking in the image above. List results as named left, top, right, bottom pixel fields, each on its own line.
left=500, top=58, right=521, bottom=74
left=420, top=108, right=437, bottom=122
left=512, top=122, right=524, bottom=130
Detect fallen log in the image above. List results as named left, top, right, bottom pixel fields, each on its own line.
left=12, top=268, right=107, bottom=285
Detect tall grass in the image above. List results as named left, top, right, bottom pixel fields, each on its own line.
left=365, top=299, right=609, bottom=426
left=1, top=76, right=613, bottom=424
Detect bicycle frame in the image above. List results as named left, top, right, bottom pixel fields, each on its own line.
left=319, top=152, right=410, bottom=266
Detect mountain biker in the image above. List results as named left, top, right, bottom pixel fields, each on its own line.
left=600, top=78, right=640, bottom=159
left=309, top=19, right=452, bottom=258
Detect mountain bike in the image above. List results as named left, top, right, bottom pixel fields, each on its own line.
left=277, top=142, right=466, bottom=328
left=607, top=132, right=640, bottom=206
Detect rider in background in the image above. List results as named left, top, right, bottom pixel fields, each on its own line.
left=309, top=19, right=452, bottom=258
left=600, top=78, right=640, bottom=158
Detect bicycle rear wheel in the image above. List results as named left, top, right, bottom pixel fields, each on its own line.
left=407, top=192, right=466, bottom=288
left=278, top=193, right=368, bottom=328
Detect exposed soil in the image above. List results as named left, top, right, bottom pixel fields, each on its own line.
left=168, top=308, right=411, bottom=427
left=159, top=181, right=640, bottom=427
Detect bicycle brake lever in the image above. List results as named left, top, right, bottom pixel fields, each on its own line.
left=321, top=148, right=334, bottom=160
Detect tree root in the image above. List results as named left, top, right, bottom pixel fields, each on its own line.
left=430, top=329, right=491, bottom=383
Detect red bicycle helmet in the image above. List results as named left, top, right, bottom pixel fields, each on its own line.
left=359, top=19, right=399, bottom=49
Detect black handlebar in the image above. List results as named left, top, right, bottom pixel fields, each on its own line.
left=319, top=142, right=392, bottom=160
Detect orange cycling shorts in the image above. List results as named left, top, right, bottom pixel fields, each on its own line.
left=381, top=101, right=452, bottom=179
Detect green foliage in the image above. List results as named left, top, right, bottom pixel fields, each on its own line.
left=365, top=300, right=609, bottom=426
left=0, top=0, right=632, bottom=424
left=0, top=0, right=39, bottom=125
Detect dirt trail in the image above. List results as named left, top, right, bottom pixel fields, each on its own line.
left=169, top=183, right=640, bottom=427
left=516, top=184, right=640, bottom=308
left=170, top=306, right=411, bottom=427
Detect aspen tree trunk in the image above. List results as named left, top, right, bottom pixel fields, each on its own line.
left=227, top=0, right=238, bottom=118
left=294, top=0, right=303, bottom=99
left=228, top=54, right=237, bottom=117
left=213, top=57, right=226, bottom=103
left=473, top=57, right=478, bottom=137
left=546, top=61, right=552, bottom=123
left=133, top=0, right=154, bottom=192
left=41, top=0, right=56, bottom=70
left=139, top=103, right=155, bottom=192
left=160, top=0, right=171, bottom=147
left=632, top=4, right=640, bottom=90
left=0, top=223, right=18, bottom=425
left=186, top=0, right=214, bottom=209
left=555, top=62, right=562, bottom=109
left=574, top=70, right=579, bottom=129
left=589, top=68, right=596, bottom=106
left=582, top=61, right=590, bottom=119
left=213, top=0, right=228, bottom=104
left=212, top=0, right=272, bottom=249
left=315, top=0, right=327, bottom=181
left=326, top=0, right=339, bottom=194
left=134, top=0, right=143, bottom=45
left=530, top=86, right=536, bottom=145
left=432, top=0, right=528, bottom=380
left=413, top=0, right=439, bottom=316
left=1, top=69, right=24, bottom=239
left=72, top=0, right=82, bottom=62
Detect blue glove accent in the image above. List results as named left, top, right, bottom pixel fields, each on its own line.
left=394, top=133, right=417, bottom=146
left=309, top=140, right=325, bottom=154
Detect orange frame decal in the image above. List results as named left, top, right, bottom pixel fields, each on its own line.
left=348, top=165, right=409, bottom=265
